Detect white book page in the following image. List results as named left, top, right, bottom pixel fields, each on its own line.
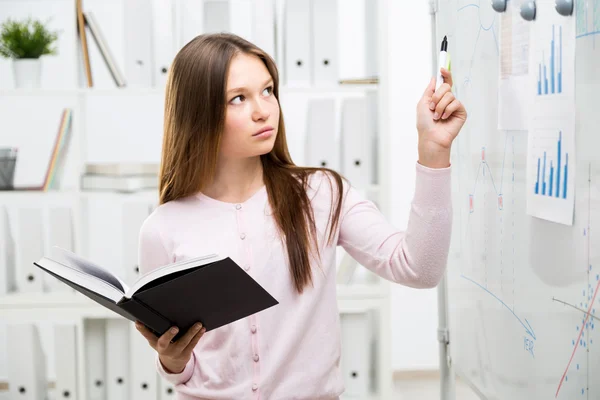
left=125, top=253, right=223, bottom=298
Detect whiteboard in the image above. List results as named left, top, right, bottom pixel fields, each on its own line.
left=437, top=0, right=600, bottom=399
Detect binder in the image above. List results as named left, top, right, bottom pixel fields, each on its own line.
left=228, top=0, right=254, bottom=41
left=7, top=323, right=47, bottom=400
left=338, top=0, right=378, bottom=81
left=151, top=0, right=177, bottom=88
left=14, top=207, right=44, bottom=292
left=123, top=0, right=153, bottom=87
left=176, top=0, right=205, bottom=48
left=0, top=205, right=16, bottom=295
left=304, top=98, right=339, bottom=170
left=203, top=0, right=230, bottom=33
left=311, top=0, right=338, bottom=85
left=45, top=206, right=75, bottom=292
left=54, top=324, right=79, bottom=399
left=252, top=0, right=276, bottom=59
left=105, top=319, right=130, bottom=400
left=130, top=324, right=159, bottom=400
left=284, top=0, right=311, bottom=86
left=158, top=377, right=177, bottom=400
left=340, top=96, right=375, bottom=190
left=340, top=311, right=374, bottom=397
left=84, top=319, right=107, bottom=400
left=122, top=200, right=154, bottom=285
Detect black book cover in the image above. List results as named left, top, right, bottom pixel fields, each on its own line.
left=35, top=257, right=278, bottom=341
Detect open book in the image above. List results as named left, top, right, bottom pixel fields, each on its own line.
left=34, top=247, right=278, bottom=339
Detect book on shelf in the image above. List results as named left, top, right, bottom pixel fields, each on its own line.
left=80, top=174, right=158, bottom=193
left=12, top=109, right=73, bottom=191
left=338, top=77, right=379, bottom=85
left=84, top=163, right=159, bottom=176
left=34, top=247, right=279, bottom=340
left=76, top=0, right=93, bottom=87
left=83, top=11, right=127, bottom=87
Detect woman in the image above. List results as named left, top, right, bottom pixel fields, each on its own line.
left=135, top=33, right=466, bottom=399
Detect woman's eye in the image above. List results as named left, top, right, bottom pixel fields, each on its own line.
left=262, top=86, right=273, bottom=96
left=230, top=95, right=244, bottom=105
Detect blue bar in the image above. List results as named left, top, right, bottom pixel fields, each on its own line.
left=559, top=72, right=562, bottom=93
left=551, top=25, right=555, bottom=94
left=538, top=63, right=542, bottom=95
left=544, top=65, right=548, bottom=94
left=542, top=152, right=547, bottom=195
left=559, top=26, right=562, bottom=93
left=549, top=162, right=554, bottom=197
left=563, top=153, right=568, bottom=199
left=536, top=158, right=540, bottom=194
left=556, top=131, right=562, bottom=197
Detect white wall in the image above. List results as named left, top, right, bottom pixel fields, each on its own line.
left=384, top=0, right=442, bottom=371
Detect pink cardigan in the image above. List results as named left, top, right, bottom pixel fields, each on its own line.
left=138, top=162, right=452, bottom=400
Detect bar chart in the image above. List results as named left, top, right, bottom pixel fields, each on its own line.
left=534, top=131, right=568, bottom=200
left=536, top=24, right=562, bottom=96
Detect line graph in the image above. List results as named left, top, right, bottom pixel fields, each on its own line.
left=576, top=0, right=600, bottom=39
left=554, top=163, right=597, bottom=398
left=456, top=1, right=500, bottom=90
left=462, top=274, right=536, bottom=341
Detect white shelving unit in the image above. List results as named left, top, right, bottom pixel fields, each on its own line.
left=0, top=0, right=394, bottom=399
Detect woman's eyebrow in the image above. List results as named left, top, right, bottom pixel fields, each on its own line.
left=227, top=78, right=273, bottom=94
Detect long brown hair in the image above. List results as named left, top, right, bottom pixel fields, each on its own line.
left=159, top=33, right=345, bottom=293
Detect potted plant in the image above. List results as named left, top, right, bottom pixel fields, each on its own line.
left=0, top=17, right=60, bottom=88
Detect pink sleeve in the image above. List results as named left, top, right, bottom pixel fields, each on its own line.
left=155, top=351, right=197, bottom=385
left=337, top=162, right=452, bottom=288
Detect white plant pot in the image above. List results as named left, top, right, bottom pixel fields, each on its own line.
left=12, top=58, right=42, bottom=89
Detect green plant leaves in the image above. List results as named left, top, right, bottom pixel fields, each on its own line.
left=0, top=17, right=60, bottom=59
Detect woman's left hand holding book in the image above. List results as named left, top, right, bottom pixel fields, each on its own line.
left=135, top=320, right=206, bottom=374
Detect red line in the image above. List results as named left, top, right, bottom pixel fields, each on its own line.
left=555, top=278, right=600, bottom=397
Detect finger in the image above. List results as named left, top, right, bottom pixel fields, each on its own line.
left=433, top=92, right=455, bottom=120
left=441, top=99, right=462, bottom=120
left=156, top=326, right=180, bottom=354
left=422, top=77, right=436, bottom=100
left=173, top=323, right=204, bottom=351
left=440, top=67, right=453, bottom=88
left=135, top=321, right=158, bottom=349
left=182, top=327, right=206, bottom=355
left=430, top=82, right=452, bottom=110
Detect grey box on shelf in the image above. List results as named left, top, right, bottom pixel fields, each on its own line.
left=0, top=148, right=17, bottom=190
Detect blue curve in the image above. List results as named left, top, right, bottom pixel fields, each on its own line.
left=458, top=3, right=479, bottom=12
left=462, top=275, right=537, bottom=340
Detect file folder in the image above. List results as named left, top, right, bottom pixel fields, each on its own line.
left=175, top=0, right=204, bottom=49
left=105, top=319, right=130, bottom=400
left=0, top=205, right=16, bottom=295
left=151, top=0, right=177, bottom=88
left=311, top=0, right=338, bottom=85
left=158, top=377, right=177, bottom=400
left=304, top=98, right=339, bottom=170
left=84, top=319, right=107, bottom=400
left=203, top=0, right=230, bottom=33
left=284, top=0, right=311, bottom=86
left=229, top=0, right=254, bottom=41
left=130, top=323, right=159, bottom=400
left=14, top=207, right=44, bottom=292
left=340, top=311, right=374, bottom=397
left=45, top=206, right=75, bottom=292
left=252, top=0, right=276, bottom=59
left=54, top=324, right=79, bottom=399
left=340, top=96, right=375, bottom=190
left=123, top=200, right=153, bottom=285
left=124, top=0, right=154, bottom=87
left=7, top=323, right=47, bottom=400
